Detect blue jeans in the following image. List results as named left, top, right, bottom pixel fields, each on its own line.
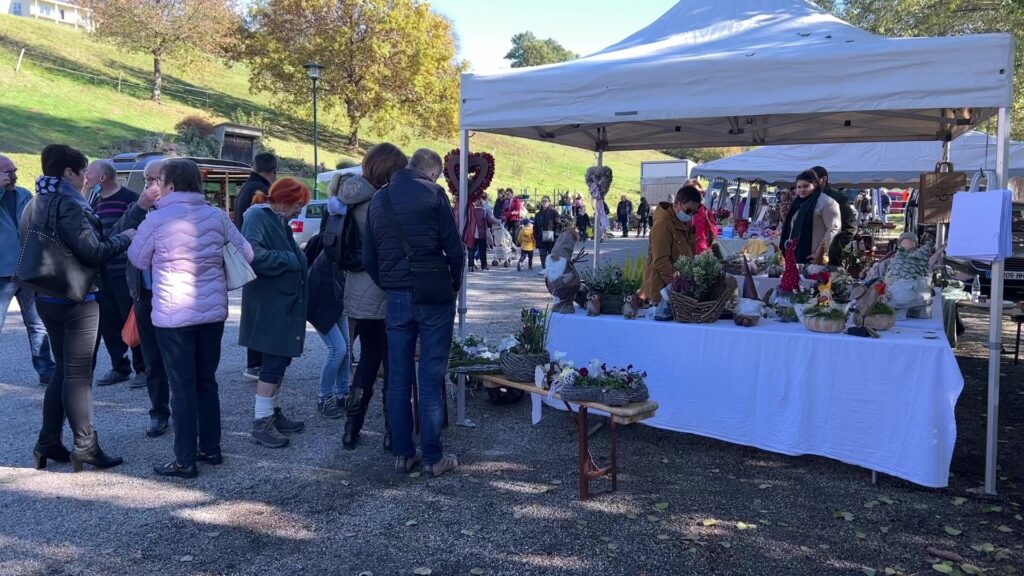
left=385, top=290, right=455, bottom=466
left=316, top=318, right=351, bottom=400
left=0, top=278, right=55, bottom=378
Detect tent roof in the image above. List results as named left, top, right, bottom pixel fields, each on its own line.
left=459, top=0, right=1014, bottom=151
left=692, top=131, right=1024, bottom=185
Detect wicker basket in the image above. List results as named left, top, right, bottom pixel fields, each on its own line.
left=560, top=382, right=649, bottom=407
left=863, top=313, right=896, bottom=331
left=801, top=314, right=848, bottom=333
left=592, top=292, right=624, bottom=315
left=499, top=351, right=550, bottom=383
left=668, top=275, right=737, bottom=324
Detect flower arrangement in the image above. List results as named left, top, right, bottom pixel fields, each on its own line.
left=509, top=307, right=550, bottom=355
left=585, top=166, right=613, bottom=200
left=715, top=208, right=732, bottom=225
left=442, top=149, right=495, bottom=203
left=575, top=361, right=648, bottom=391
left=671, top=251, right=724, bottom=301
left=552, top=357, right=651, bottom=406
left=449, top=334, right=501, bottom=368
left=581, top=261, right=642, bottom=295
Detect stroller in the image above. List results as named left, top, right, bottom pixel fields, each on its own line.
left=490, top=224, right=518, bottom=267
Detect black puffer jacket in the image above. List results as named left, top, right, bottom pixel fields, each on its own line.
left=232, top=172, right=271, bottom=230
left=363, top=168, right=464, bottom=292
left=19, top=177, right=132, bottom=299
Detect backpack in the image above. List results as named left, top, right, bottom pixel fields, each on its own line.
left=321, top=212, right=364, bottom=272
left=303, top=233, right=323, bottom=266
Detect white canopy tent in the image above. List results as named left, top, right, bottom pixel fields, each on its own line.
left=457, top=0, right=1014, bottom=493
left=693, top=131, right=1024, bottom=185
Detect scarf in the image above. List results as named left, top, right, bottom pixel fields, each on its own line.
left=781, top=188, right=820, bottom=263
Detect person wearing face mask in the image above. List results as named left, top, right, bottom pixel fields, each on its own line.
left=20, top=145, right=136, bottom=472
left=643, top=185, right=701, bottom=305
left=532, top=195, right=560, bottom=272
left=779, top=169, right=841, bottom=265
left=239, top=177, right=311, bottom=449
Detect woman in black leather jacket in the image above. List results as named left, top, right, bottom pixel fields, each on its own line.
left=24, top=145, right=135, bottom=472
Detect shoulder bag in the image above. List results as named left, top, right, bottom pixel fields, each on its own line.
left=222, top=215, right=256, bottom=290
left=381, top=186, right=454, bottom=305
left=14, top=195, right=96, bottom=302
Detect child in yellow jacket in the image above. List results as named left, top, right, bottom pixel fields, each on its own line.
left=516, top=219, right=536, bottom=271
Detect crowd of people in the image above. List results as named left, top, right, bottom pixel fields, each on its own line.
left=6, top=144, right=464, bottom=479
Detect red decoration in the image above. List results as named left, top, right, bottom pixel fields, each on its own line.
left=779, top=239, right=801, bottom=293
left=442, top=149, right=495, bottom=204
left=735, top=218, right=750, bottom=237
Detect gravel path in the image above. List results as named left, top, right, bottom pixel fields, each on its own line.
left=0, top=237, right=1021, bottom=576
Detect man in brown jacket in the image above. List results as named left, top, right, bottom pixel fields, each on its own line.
left=643, top=185, right=702, bottom=305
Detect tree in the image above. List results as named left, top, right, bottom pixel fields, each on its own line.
left=504, top=31, right=578, bottom=68
left=814, top=0, right=1024, bottom=139
left=243, top=0, right=464, bottom=148
left=661, top=147, right=748, bottom=164
left=89, top=0, right=240, bottom=102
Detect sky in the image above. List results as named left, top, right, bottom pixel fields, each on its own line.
left=428, top=0, right=678, bottom=73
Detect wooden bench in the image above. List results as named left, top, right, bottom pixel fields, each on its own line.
left=476, top=374, right=658, bottom=500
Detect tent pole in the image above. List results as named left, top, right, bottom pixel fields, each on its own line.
left=456, top=130, right=474, bottom=427
left=594, top=149, right=604, bottom=270
left=984, top=107, right=1010, bottom=495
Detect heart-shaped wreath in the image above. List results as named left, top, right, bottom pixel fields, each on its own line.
left=585, top=165, right=613, bottom=200
left=443, top=149, right=496, bottom=204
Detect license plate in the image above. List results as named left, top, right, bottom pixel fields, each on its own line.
left=987, top=270, right=1024, bottom=280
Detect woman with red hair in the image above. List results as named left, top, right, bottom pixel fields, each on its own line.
left=239, top=177, right=311, bottom=449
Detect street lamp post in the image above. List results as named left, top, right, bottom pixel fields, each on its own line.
left=303, top=61, right=323, bottom=198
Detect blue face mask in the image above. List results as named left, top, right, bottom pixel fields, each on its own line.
left=677, top=211, right=692, bottom=223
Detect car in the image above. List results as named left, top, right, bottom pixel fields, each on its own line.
left=290, top=199, right=328, bottom=248
left=945, top=201, right=1024, bottom=295
left=109, top=152, right=254, bottom=219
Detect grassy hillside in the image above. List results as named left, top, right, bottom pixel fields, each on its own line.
left=0, top=16, right=671, bottom=202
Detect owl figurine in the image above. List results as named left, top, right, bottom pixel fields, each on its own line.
left=585, top=293, right=602, bottom=316
left=622, top=293, right=639, bottom=319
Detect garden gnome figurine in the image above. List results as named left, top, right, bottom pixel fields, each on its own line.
left=545, top=228, right=582, bottom=314
left=869, top=232, right=934, bottom=319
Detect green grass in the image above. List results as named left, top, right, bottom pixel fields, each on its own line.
left=0, top=15, right=670, bottom=202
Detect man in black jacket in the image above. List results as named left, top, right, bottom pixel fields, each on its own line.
left=811, top=166, right=856, bottom=264
left=616, top=195, right=633, bottom=237
left=364, top=148, right=463, bottom=478
left=233, top=152, right=277, bottom=380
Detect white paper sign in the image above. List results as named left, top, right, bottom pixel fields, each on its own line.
left=531, top=394, right=543, bottom=425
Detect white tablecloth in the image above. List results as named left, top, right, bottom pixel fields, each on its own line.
left=546, top=310, right=962, bottom=487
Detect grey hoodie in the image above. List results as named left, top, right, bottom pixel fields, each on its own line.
left=339, top=175, right=385, bottom=319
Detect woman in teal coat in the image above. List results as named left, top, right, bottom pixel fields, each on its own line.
left=240, top=177, right=310, bottom=449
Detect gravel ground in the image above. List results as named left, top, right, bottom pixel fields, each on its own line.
left=0, top=236, right=1021, bottom=576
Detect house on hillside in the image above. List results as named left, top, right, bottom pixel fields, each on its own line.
left=0, top=0, right=93, bottom=31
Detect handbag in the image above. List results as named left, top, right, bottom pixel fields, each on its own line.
left=14, top=196, right=96, bottom=303
left=121, top=305, right=140, bottom=348
left=381, top=186, right=455, bottom=305
left=542, top=230, right=555, bottom=242
left=221, top=217, right=256, bottom=290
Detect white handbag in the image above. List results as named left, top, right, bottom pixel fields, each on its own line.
left=222, top=218, right=256, bottom=290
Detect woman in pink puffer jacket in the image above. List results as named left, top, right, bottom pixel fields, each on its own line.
left=128, top=159, right=253, bottom=479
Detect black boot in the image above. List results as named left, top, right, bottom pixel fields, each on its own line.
left=70, top=432, right=123, bottom=473
left=343, top=386, right=371, bottom=450
left=33, top=437, right=71, bottom=470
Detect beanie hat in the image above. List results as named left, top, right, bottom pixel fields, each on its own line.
left=266, top=177, right=310, bottom=206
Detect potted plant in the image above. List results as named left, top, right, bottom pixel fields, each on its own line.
left=557, top=360, right=650, bottom=407
left=863, top=301, right=896, bottom=331
left=580, top=256, right=644, bottom=315
left=499, top=307, right=552, bottom=382
left=667, top=251, right=736, bottom=323
left=449, top=334, right=501, bottom=372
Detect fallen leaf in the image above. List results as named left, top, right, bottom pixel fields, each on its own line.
left=552, top=479, right=563, bottom=485
left=340, top=480, right=351, bottom=486
left=409, top=472, right=421, bottom=479
left=928, top=548, right=966, bottom=563
left=971, top=543, right=995, bottom=553
left=982, top=505, right=1003, bottom=513
left=944, top=526, right=963, bottom=536
left=884, top=569, right=897, bottom=575
left=607, top=543, right=619, bottom=551
left=130, top=551, right=143, bottom=560
left=833, top=511, right=854, bottom=522
left=799, top=546, right=812, bottom=553
left=405, top=520, right=418, bottom=527
left=179, top=555, right=194, bottom=563
left=600, top=536, right=611, bottom=543
left=819, top=544, right=831, bottom=550
left=358, top=572, right=373, bottom=576
left=880, top=526, right=891, bottom=534
left=952, top=497, right=967, bottom=506
left=626, top=513, right=639, bottom=520
left=996, top=525, right=1014, bottom=533
left=101, top=548, right=115, bottom=554
left=736, top=522, right=756, bottom=531
left=856, top=531, right=867, bottom=539
left=878, top=495, right=895, bottom=505
left=656, top=534, right=670, bottom=540
left=863, top=569, right=877, bottom=576
left=864, top=500, right=880, bottom=508
left=994, top=551, right=1011, bottom=562
left=470, top=569, right=485, bottom=576
left=701, top=519, right=718, bottom=527
left=1005, top=566, right=1017, bottom=575
left=646, top=515, right=660, bottom=522
left=686, top=547, right=697, bottom=554
left=758, top=483, right=771, bottom=489
left=654, top=502, right=670, bottom=511
left=412, top=568, right=433, bottom=576
left=660, top=457, right=669, bottom=464
left=1016, top=514, right=1023, bottom=521
left=961, top=564, right=984, bottom=575
left=932, top=564, right=954, bottom=574
left=720, top=541, right=731, bottom=548
left=205, top=531, right=220, bottom=538
left=344, top=532, right=357, bottom=538
left=460, top=529, right=476, bottom=536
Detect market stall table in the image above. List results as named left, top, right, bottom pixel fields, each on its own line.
left=546, top=310, right=962, bottom=488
